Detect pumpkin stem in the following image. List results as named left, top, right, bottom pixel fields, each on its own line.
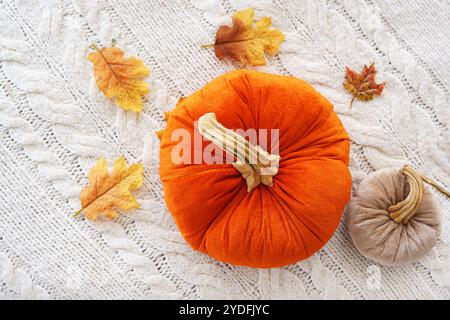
left=419, top=173, right=450, bottom=199
left=388, top=165, right=450, bottom=224
left=197, top=113, right=280, bottom=192
left=388, top=165, right=424, bottom=224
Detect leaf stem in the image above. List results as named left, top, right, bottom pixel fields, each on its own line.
left=73, top=208, right=83, bottom=218
left=349, top=96, right=356, bottom=109
left=201, top=36, right=276, bottom=49
left=89, top=43, right=100, bottom=52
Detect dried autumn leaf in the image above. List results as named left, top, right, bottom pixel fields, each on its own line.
left=87, top=45, right=150, bottom=112
left=203, top=8, right=285, bottom=66
left=75, top=156, right=144, bottom=221
left=343, top=63, right=385, bottom=108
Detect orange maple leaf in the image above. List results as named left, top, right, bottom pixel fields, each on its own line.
left=87, top=45, right=150, bottom=112
left=343, top=63, right=385, bottom=108
left=75, top=156, right=144, bottom=221
left=202, top=8, right=285, bottom=66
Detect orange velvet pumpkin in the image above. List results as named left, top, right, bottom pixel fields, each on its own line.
left=159, top=70, right=351, bottom=268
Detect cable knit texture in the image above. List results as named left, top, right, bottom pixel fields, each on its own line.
left=0, top=0, right=449, bottom=299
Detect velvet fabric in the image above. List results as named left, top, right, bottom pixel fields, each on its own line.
left=159, top=70, right=351, bottom=268
left=348, top=168, right=441, bottom=266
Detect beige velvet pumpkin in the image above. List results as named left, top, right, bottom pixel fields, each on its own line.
left=347, top=167, right=441, bottom=266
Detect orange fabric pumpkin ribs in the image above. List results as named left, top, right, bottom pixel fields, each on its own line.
left=159, top=70, right=352, bottom=268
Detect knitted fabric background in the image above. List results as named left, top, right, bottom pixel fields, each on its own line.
left=0, top=0, right=449, bottom=299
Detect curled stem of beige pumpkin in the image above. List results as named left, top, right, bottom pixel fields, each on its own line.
left=419, top=174, right=450, bottom=199
left=197, top=113, right=280, bottom=192
left=388, top=165, right=450, bottom=224
left=388, top=165, right=424, bottom=224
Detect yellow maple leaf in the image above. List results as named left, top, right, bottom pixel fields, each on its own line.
left=202, top=8, right=285, bottom=66
left=87, top=45, right=150, bottom=112
left=75, top=156, right=144, bottom=221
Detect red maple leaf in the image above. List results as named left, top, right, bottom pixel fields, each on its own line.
left=343, top=63, right=385, bottom=108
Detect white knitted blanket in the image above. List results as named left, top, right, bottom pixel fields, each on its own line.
left=0, top=0, right=449, bottom=299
